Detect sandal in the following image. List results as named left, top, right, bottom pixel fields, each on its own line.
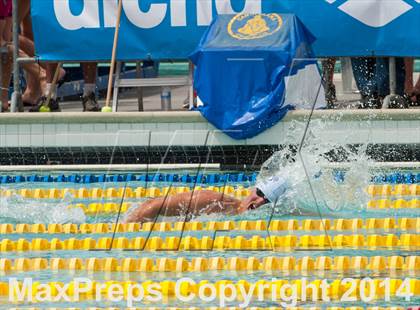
left=358, top=95, right=382, bottom=109
left=23, top=100, right=38, bottom=107
left=403, top=93, right=414, bottom=107
left=29, top=96, right=61, bottom=112
left=388, top=95, right=409, bottom=109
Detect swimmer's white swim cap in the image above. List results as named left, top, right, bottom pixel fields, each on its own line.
left=256, top=173, right=289, bottom=203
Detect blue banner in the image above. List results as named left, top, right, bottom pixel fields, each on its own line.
left=31, top=0, right=420, bottom=61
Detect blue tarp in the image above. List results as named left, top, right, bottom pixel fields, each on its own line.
left=190, top=14, right=316, bottom=140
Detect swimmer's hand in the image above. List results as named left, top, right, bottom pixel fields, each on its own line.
left=236, top=202, right=258, bottom=214
left=236, top=204, right=249, bottom=214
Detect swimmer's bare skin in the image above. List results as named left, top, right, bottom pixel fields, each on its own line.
left=123, top=189, right=266, bottom=223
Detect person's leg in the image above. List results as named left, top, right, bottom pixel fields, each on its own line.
left=82, top=62, right=97, bottom=91
left=322, top=58, right=336, bottom=85
left=18, top=34, right=35, bottom=56
left=395, top=57, right=406, bottom=97
left=375, top=57, right=389, bottom=98
left=17, top=0, right=30, bottom=24
left=18, top=26, right=45, bottom=105
left=11, top=11, right=44, bottom=105
left=45, top=63, right=59, bottom=97
left=3, top=16, right=11, bottom=42
left=405, top=58, right=420, bottom=105
left=19, top=12, right=64, bottom=106
left=0, top=0, right=11, bottom=112
left=375, top=57, right=406, bottom=97
left=20, top=9, right=33, bottom=40
left=0, top=0, right=9, bottom=46
left=21, top=63, right=45, bottom=105
left=416, top=81, right=420, bottom=91
left=19, top=8, right=43, bottom=105
left=29, top=63, right=60, bottom=112
left=3, top=0, right=12, bottom=42
left=415, top=71, right=420, bottom=93
left=376, top=57, right=409, bottom=108
left=19, top=33, right=50, bottom=105
left=0, top=17, right=5, bottom=47
left=81, top=62, right=100, bottom=111
left=415, top=71, right=420, bottom=105
left=322, top=58, right=336, bottom=107
left=351, top=57, right=376, bottom=97
left=19, top=54, right=45, bottom=95
left=1, top=48, right=12, bottom=111
left=351, top=57, right=380, bottom=108
left=404, top=58, right=414, bottom=97
left=0, top=39, right=46, bottom=111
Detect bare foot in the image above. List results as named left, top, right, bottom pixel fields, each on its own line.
left=22, top=91, right=42, bottom=106
left=22, top=68, right=46, bottom=105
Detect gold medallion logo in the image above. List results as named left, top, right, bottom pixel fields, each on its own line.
left=228, top=13, right=283, bottom=40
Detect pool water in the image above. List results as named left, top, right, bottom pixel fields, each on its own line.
left=0, top=171, right=419, bottom=309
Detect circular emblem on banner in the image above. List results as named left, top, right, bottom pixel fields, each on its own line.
left=228, top=13, right=283, bottom=40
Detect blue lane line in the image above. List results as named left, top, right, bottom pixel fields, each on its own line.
left=1, top=172, right=419, bottom=184
left=0, top=172, right=260, bottom=185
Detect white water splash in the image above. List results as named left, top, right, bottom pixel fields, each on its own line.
left=257, top=117, right=372, bottom=216
left=0, top=191, right=86, bottom=224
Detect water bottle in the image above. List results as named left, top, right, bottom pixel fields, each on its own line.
left=161, top=87, right=172, bottom=110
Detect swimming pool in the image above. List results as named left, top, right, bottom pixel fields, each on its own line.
left=0, top=169, right=418, bottom=309
left=0, top=109, right=418, bottom=309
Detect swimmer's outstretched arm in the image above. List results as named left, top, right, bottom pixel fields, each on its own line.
left=123, top=199, right=166, bottom=224
left=123, top=190, right=244, bottom=223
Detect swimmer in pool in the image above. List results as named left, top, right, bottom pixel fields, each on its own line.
left=123, top=173, right=288, bottom=223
